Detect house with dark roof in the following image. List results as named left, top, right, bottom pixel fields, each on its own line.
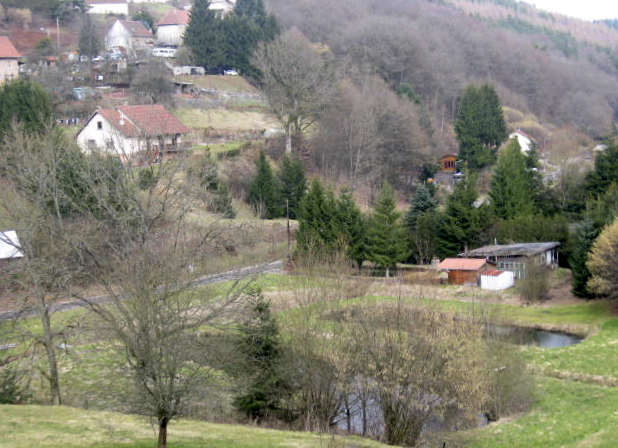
left=75, top=104, right=190, bottom=163
left=156, top=8, right=190, bottom=46
left=460, top=242, right=560, bottom=279
left=0, top=36, right=21, bottom=85
left=105, top=19, right=154, bottom=55
left=436, top=258, right=495, bottom=286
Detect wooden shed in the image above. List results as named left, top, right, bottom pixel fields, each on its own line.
left=436, top=258, right=494, bottom=286
left=438, top=153, right=457, bottom=172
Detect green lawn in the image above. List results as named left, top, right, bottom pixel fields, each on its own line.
left=0, top=405, right=387, bottom=448
left=460, top=378, right=618, bottom=448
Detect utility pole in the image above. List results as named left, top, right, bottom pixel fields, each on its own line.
left=56, top=17, right=60, bottom=50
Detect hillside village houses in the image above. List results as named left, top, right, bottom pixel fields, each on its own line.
left=156, top=8, right=190, bottom=46
left=0, top=36, right=21, bottom=85
left=76, top=104, right=190, bottom=164
left=105, top=19, right=154, bottom=55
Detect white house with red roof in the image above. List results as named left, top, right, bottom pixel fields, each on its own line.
left=105, top=19, right=154, bottom=54
left=156, top=8, right=190, bottom=46
left=76, top=104, right=190, bottom=163
left=508, top=129, right=535, bottom=153
left=0, top=36, right=21, bottom=85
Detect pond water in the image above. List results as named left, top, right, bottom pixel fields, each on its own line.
left=487, top=326, right=583, bottom=348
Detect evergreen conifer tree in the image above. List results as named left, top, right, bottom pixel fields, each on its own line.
left=436, top=174, right=484, bottom=257
left=295, top=179, right=340, bottom=259
left=336, top=189, right=368, bottom=269
left=570, top=220, right=599, bottom=298
left=233, top=286, right=285, bottom=420
left=183, top=0, right=224, bottom=70
left=0, top=79, right=53, bottom=139
left=366, top=183, right=408, bottom=277
left=248, top=151, right=280, bottom=219
left=455, top=84, right=506, bottom=170
left=277, top=154, right=306, bottom=220
left=405, top=185, right=436, bottom=229
left=489, top=138, right=536, bottom=220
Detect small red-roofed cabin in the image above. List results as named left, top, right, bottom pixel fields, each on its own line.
left=436, top=258, right=495, bottom=286
left=480, top=269, right=514, bottom=291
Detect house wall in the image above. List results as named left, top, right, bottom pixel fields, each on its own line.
left=106, top=21, right=132, bottom=50
left=0, top=58, right=18, bottom=84
left=480, top=272, right=514, bottom=291
left=76, top=112, right=187, bottom=162
left=439, top=155, right=456, bottom=172
left=157, top=25, right=186, bottom=46
left=89, top=3, right=129, bottom=15
left=509, top=133, right=532, bottom=153
left=106, top=21, right=153, bottom=52
left=76, top=113, right=140, bottom=157
left=448, top=270, right=481, bottom=286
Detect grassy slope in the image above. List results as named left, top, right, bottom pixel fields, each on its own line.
left=0, top=405, right=387, bottom=448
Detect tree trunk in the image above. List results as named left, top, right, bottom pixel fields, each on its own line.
left=285, top=128, right=292, bottom=154
left=41, top=304, right=61, bottom=406
left=158, top=417, right=168, bottom=448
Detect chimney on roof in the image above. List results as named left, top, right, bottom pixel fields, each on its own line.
left=116, top=107, right=126, bottom=126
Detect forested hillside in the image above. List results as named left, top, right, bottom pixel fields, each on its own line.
left=265, top=0, right=618, bottom=141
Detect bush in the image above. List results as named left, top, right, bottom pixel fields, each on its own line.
left=138, top=168, right=157, bottom=191
left=518, top=265, right=550, bottom=302
left=0, top=363, right=30, bottom=404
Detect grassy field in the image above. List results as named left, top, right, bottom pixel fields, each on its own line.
left=3, top=271, right=618, bottom=447
left=173, top=107, right=279, bottom=132
left=0, top=405, right=388, bottom=448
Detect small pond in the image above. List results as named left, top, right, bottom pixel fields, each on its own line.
left=487, top=326, right=583, bottom=348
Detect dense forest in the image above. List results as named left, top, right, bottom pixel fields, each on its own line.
left=265, top=0, right=618, bottom=141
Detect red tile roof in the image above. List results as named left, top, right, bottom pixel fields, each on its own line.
left=481, top=270, right=505, bottom=277
left=119, top=20, right=153, bottom=38
left=0, top=36, right=21, bottom=59
left=96, top=105, right=189, bottom=138
left=156, top=8, right=190, bottom=26
left=437, top=258, right=489, bottom=271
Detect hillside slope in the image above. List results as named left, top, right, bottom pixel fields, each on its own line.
left=266, top=0, right=618, bottom=139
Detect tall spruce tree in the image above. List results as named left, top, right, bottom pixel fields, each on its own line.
left=183, top=0, right=224, bottom=70
left=366, top=183, right=408, bottom=277
left=586, top=142, right=618, bottom=196
left=295, top=179, right=340, bottom=259
left=405, top=185, right=436, bottom=229
left=78, top=14, right=101, bottom=61
left=277, top=154, right=306, bottom=220
left=570, top=220, right=599, bottom=298
left=455, top=83, right=506, bottom=170
left=336, top=189, right=368, bottom=269
left=406, top=186, right=438, bottom=264
left=248, top=151, right=280, bottom=219
left=490, top=138, right=536, bottom=220
left=233, top=286, right=285, bottom=420
left=436, top=174, right=485, bottom=257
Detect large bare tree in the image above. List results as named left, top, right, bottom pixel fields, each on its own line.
left=252, top=28, right=336, bottom=154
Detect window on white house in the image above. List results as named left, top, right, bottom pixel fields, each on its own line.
left=87, top=139, right=96, bottom=149
left=97, top=121, right=103, bottom=130
left=106, top=140, right=115, bottom=150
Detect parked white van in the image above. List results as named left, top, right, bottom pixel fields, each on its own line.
left=152, top=47, right=177, bottom=58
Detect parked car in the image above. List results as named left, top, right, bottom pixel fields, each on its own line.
left=223, top=69, right=238, bottom=76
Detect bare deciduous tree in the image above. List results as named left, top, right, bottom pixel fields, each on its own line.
left=252, top=28, right=336, bottom=154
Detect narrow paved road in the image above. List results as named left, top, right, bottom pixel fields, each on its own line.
left=0, top=260, right=283, bottom=322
